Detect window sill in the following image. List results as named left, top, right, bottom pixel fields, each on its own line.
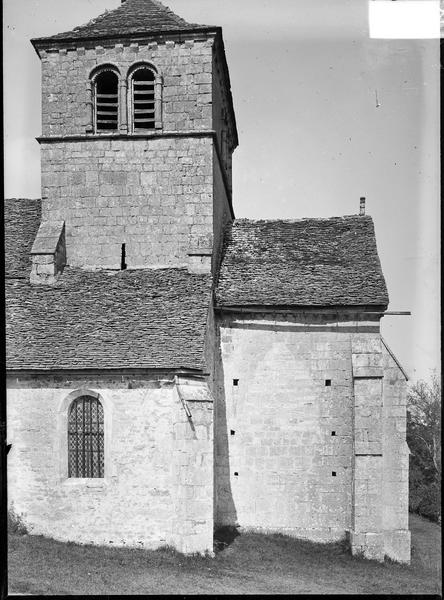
left=61, top=478, right=109, bottom=489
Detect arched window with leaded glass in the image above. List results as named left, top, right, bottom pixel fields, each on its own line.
left=68, top=396, right=104, bottom=478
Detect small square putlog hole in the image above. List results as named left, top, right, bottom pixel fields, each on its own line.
left=331, top=431, right=336, bottom=436
left=234, top=472, right=239, bottom=477
left=233, top=379, right=239, bottom=386
left=325, top=379, right=331, bottom=387
left=332, top=471, right=337, bottom=477
left=230, top=430, right=235, bottom=436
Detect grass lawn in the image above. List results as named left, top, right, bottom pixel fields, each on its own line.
left=7, top=513, right=441, bottom=595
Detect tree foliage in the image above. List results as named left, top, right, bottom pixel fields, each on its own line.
left=407, top=375, right=441, bottom=523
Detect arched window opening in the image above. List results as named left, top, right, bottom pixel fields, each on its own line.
left=94, top=70, right=119, bottom=132
left=68, top=396, right=104, bottom=478
left=131, top=67, right=156, bottom=131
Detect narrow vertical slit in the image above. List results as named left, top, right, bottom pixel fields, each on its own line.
left=121, top=243, right=127, bottom=270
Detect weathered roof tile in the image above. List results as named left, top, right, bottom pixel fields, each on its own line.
left=32, top=0, right=209, bottom=44
left=215, top=217, right=389, bottom=308
left=6, top=267, right=212, bottom=371
left=4, top=198, right=211, bottom=371
left=4, top=199, right=42, bottom=278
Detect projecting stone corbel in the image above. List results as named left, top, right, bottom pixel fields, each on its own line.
left=30, top=221, right=66, bottom=284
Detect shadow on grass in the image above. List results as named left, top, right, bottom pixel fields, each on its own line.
left=8, top=516, right=441, bottom=595
left=213, top=526, right=240, bottom=553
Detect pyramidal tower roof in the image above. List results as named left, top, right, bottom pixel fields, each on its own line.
left=32, top=0, right=211, bottom=45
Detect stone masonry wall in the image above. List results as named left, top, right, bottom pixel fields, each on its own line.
left=38, top=34, right=233, bottom=271
left=349, top=336, right=410, bottom=563
left=40, top=38, right=214, bottom=137
left=40, top=136, right=214, bottom=268
left=7, top=373, right=213, bottom=554
left=216, top=312, right=360, bottom=541
left=382, top=344, right=410, bottom=562
left=215, top=311, right=410, bottom=559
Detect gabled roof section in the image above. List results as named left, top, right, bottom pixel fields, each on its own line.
left=6, top=267, right=212, bottom=371
left=4, top=199, right=42, bottom=279
left=32, top=0, right=211, bottom=45
left=216, top=216, right=389, bottom=309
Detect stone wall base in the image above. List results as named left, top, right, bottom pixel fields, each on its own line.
left=383, top=529, right=411, bottom=564
left=350, top=531, right=384, bottom=561
left=350, top=530, right=411, bottom=563
left=237, top=526, right=347, bottom=544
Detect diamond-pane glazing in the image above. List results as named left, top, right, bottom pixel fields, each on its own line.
left=68, top=396, right=104, bottom=478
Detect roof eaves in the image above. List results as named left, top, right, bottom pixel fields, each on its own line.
left=5, top=366, right=208, bottom=376
left=30, top=25, right=221, bottom=52
left=215, top=304, right=389, bottom=313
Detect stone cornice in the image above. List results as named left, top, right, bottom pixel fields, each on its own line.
left=31, top=28, right=238, bottom=151
left=37, top=130, right=216, bottom=143
left=31, top=27, right=220, bottom=53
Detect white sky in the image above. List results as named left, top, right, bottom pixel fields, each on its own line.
left=3, top=0, right=440, bottom=382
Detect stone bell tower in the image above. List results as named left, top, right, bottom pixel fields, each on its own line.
left=30, top=0, right=238, bottom=281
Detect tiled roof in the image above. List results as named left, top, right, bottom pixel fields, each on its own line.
left=4, top=199, right=41, bottom=279
left=6, top=267, right=212, bottom=371
left=32, top=0, right=209, bottom=44
left=4, top=198, right=211, bottom=371
left=215, top=216, right=389, bottom=308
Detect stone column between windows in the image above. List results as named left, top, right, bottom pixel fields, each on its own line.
left=119, top=79, right=128, bottom=133
left=85, top=82, right=94, bottom=133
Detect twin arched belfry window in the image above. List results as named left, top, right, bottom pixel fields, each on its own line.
left=68, top=395, right=104, bottom=478
left=130, top=66, right=156, bottom=131
left=90, top=63, right=161, bottom=134
left=94, top=70, right=119, bottom=132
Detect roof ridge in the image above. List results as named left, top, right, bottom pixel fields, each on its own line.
left=68, top=2, right=131, bottom=34
left=34, top=0, right=208, bottom=44
left=149, top=0, right=190, bottom=26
